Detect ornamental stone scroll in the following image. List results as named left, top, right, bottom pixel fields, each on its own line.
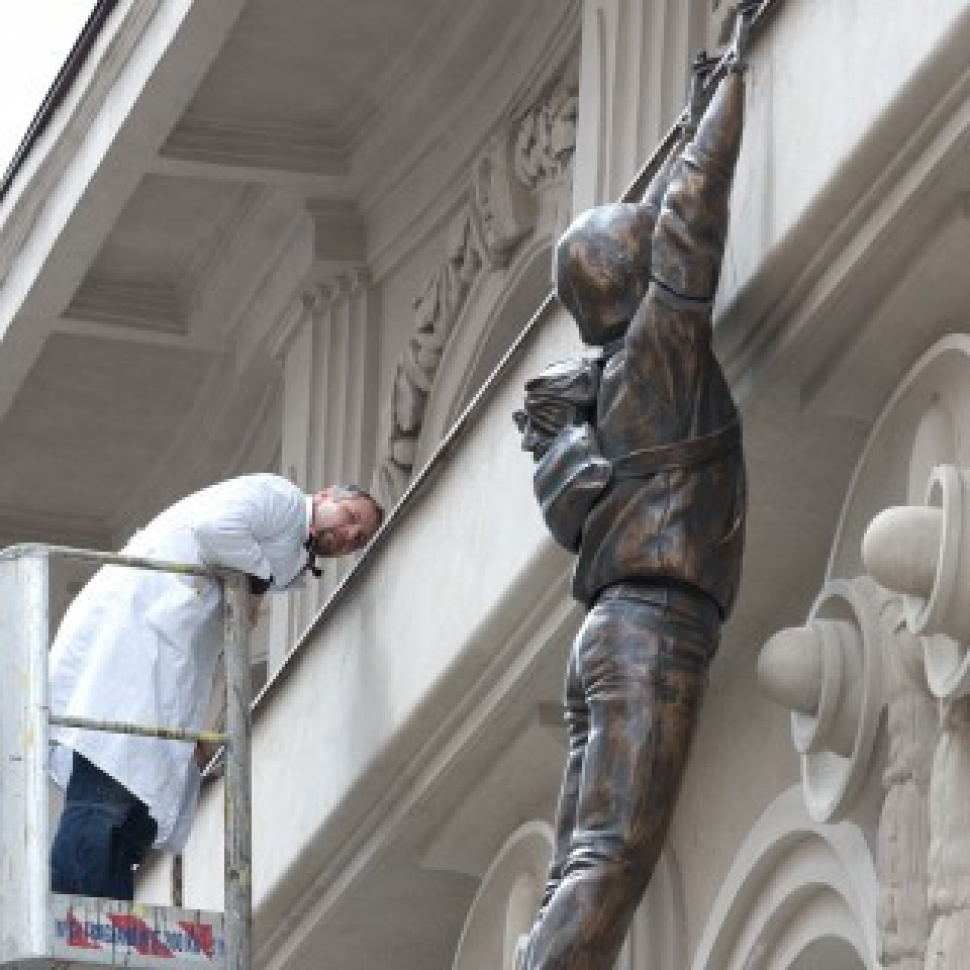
left=759, top=339, right=970, bottom=969
left=375, top=77, right=578, bottom=508
left=861, top=458, right=970, bottom=969
left=757, top=576, right=886, bottom=823
left=865, top=463, right=970, bottom=699
left=472, top=132, right=537, bottom=267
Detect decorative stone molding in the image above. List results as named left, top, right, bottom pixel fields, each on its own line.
left=865, top=464, right=970, bottom=699
left=862, top=458, right=970, bottom=969
left=758, top=577, right=886, bottom=823
left=375, top=209, right=486, bottom=506
left=769, top=338, right=970, bottom=970
left=692, top=787, right=877, bottom=970
left=161, top=115, right=349, bottom=176
left=450, top=821, right=552, bottom=970
left=512, top=86, right=578, bottom=194
left=472, top=133, right=538, bottom=268
left=374, top=76, right=578, bottom=508
left=66, top=277, right=186, bottom=335
left=760, top=576, right=931, bottom=965
left=0, top=0, right=164, bottom=283
left=925, top=697, right=970, bottom=969
left=875, top=596, right=934, bottom=970
left=265, top=286, right=319, bottom=363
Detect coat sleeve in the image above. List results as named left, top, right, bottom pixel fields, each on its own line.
left=189, top=475, right=306, bottom=582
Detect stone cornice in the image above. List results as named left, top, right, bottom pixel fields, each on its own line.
left=0, top=0, right=163, bottom=286
left=161, top=115, right=349, bottom=176
left=67, top=277, right=186, bottom=334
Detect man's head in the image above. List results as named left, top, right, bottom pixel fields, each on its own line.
left=309, top=486, right=384, bottom=557
left=554, top=202, right=655, bottom=346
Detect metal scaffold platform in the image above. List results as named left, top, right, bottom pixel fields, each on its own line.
left=0, top=545, right=252, bottom=969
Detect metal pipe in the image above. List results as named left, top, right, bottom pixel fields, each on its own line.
left=0, top=542, right=217, bottom=578
left=224, top=574, right=252, bottom=970
left=48, top=714, right=228, bottom=745
left=23, top=550, right=50, bottom=956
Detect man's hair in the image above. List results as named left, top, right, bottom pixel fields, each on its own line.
left=331, top=485, right=385, bottom=530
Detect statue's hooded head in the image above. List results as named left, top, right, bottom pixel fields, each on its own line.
left=554, top=202, right=655, bottom=347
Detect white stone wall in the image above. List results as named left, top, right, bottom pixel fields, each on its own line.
left=26, top=0, right=970, bottom=968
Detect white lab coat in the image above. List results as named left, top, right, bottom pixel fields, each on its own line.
left=49, top=474, right=311, bottom=851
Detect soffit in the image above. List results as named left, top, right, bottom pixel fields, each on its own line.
left=177, top=0, right=450, bottom=139
left=85, top=174, right=247, bottom=284
left=0, top=333, right=211, bottom=534
left=67, top=174, right=254, bottom=335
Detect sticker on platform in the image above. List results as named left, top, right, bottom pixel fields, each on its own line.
left=51, top=896, right=227, bottom=966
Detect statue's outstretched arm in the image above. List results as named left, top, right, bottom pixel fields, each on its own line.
left=627, top=2, right=757, bottom=361
left=639, top=50, right=718, bottom=221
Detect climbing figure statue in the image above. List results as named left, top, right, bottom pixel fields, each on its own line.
left=513, top=4, right=759, bottom=966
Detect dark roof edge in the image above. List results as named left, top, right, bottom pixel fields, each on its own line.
left=0, top=0, right=121, bottom=205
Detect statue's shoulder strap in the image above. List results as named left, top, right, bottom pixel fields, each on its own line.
left=612, top=414, right=741, bottom=480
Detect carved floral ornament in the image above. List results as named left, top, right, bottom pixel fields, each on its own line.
left=374, top=81, right=579, bottom=507
left=758, top=337, right=970, bottom=969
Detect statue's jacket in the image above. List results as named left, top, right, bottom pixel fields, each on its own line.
left=572, top=72, right=747, bottom=619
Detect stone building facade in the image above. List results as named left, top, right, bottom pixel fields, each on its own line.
left=3, top=1, right=970, bottom=967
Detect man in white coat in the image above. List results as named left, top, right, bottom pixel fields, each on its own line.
left=48, top=473, right=382, bottom=900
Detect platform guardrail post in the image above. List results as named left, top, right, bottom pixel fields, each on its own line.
left=25, top=549, right=51, bottom=957
left=224, top=574, right=251, bottom=970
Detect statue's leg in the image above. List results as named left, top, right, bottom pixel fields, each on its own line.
left=536, top=642, right=588, bottom=918
left=526, top=591, right=717, bottom=970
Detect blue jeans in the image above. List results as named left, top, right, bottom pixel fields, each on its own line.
left=50, top=752, right=157, bottom=901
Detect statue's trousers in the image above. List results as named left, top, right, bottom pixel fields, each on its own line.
left=526, top=583, right=719, bottom=970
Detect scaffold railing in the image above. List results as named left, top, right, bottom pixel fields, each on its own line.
left=0, top=543, right=251, bottom=970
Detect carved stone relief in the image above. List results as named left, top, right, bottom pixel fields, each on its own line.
left=854, top=349, right=970, bottom=966
left=512, top=87, right=578, bottom=193
left=374, top=75, right=578, bottom=508
left=759, top=576, right=934, bottom=967
left=376, top=210, right=486, bottom=505
left=759, top=339, right=970, bottom=967
left=875, top=597, right=933, bottom=970
left=863, top=463, right=970, bottom=969
left=758, top=576, right=886, bottom=824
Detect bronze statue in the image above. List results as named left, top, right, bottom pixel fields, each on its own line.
left=513, top=6, right=757, bottom=966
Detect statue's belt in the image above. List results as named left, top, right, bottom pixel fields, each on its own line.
left=611, top=415, right=741, bottom=480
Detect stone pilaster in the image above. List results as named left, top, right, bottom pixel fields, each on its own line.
left=267, top=289, right=316, bottom=673
left=572, top=0, right=702, bottom=211
left=264, top=272, right=378, bottom=672
left=309, top=270, right=378, bottom=609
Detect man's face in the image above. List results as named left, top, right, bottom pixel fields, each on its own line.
left=311, top=492, right=380, bottom=557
